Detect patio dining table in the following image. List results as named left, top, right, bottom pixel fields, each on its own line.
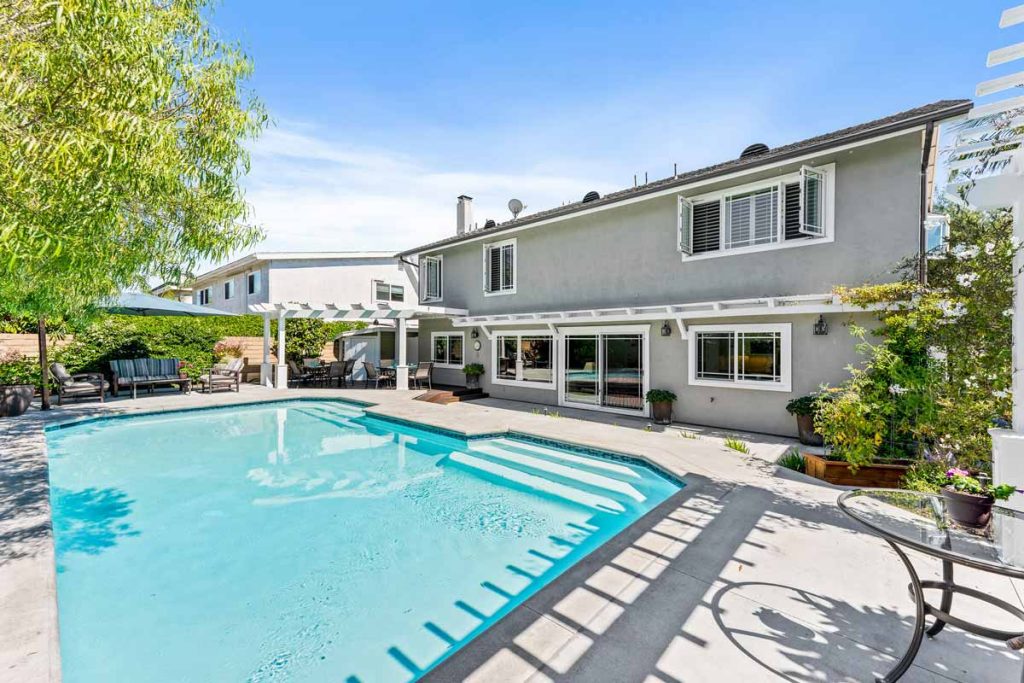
left=838, top=489, right=1024, bottom=682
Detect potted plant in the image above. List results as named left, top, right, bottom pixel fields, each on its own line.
left=646, top=389, right=677, bottom=425
left=786, top=393, right=829, bottom=446
left=463, top=363, right=484, bottom=389
left=0, top=350, right=38, bottom=418
left=213, top=341, right=244, bottom=363
left=941, top=468, right=1017, bottom=528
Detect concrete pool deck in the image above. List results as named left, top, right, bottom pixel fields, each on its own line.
left=1, top=385, right=1021, bottom=682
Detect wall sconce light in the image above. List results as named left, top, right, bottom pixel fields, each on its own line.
left=660, top=321, right=672, bottom=337
left=813, top=315, right=829, bottom=336
left=471, top=329, right=479, bottom=339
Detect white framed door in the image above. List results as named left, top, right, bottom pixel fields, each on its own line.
left=558, top=325, right=649, bottom=417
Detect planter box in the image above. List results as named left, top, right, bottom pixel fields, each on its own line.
left=803, top=453, right=910, bottom=488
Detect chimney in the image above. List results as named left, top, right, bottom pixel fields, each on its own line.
left=456, top=195, right=473, bottom=235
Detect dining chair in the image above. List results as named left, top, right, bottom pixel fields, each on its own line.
left=342, top=359, right=355, bottom=387
left=411, top=362, right=433, bottom=390
left=288, top=360, right=313, bottom=387
left=363, top=362, right=392, bottom=389
left=327, top=361, right=346, bottom=388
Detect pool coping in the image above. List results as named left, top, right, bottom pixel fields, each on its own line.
left=3, top=388, right=723, bottom=682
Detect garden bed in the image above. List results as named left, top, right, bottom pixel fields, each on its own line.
left=803, top=453, right=910, bottom=488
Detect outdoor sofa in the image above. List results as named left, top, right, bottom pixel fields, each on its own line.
left=49, top=363, right=109, bottom=405
left=109, top=358, right=190, bottom=399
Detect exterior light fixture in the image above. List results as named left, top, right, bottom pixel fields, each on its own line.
left=471, top=329, right=479, bottom=339
left=661, top=321, right=672, bottom=337
left=813, top=315, right=829, bottom=336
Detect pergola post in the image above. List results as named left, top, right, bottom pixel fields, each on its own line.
left=275, top=311, right=288, bottom=389
left=395, top=316, right=409, bottom=391
left=260, top=314, right=273, bottom=387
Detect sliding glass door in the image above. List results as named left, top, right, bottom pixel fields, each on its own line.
left=561, top=329, right=646, bottom=414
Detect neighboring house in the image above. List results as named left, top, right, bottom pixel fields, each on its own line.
left=190, top=252, right=414, bottom=315
left=399, top=99, right=972, bottom=436
left=150, top=282, right=193, bottom=303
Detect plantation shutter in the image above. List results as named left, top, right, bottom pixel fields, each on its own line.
left=783, top=183, right=802, bottom=240
left=692, top=200, right=721, bottom=254
left=501, top=244, right=514, bottom=290
left=421, top=256, right=441, bottom=300
left=799, top=166, right=825, bottom=236
left=677, top=196, right=693, bottom=255
left=488, top=246, right=501, bottom=292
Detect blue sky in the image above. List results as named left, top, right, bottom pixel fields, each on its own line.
left=209, top=0, right=1016, bottom=258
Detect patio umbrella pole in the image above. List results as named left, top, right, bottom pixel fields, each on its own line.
left=37, top=318, right=50, bottom=411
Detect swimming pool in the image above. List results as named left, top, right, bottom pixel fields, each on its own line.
left=46, top=400, right=680, bottom=682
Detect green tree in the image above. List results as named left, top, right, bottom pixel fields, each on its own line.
left=0, top=0, right=267, bottom=320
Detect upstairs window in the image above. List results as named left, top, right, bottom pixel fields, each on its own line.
left=678, top=164, right=832, bottom=257
left=198, top=288, right=211, bottom=305
left=223, top=280, right=235, bottom=300
left=247, top=271, right=260, bottom=296
left=375, top=281, right=405, bottom=303
left=420, top=256, right=443, bottom=303
left=483, top=239, right=516, bottom=295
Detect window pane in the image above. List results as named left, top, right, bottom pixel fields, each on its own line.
left=726, top=188, right=778, bottom=249
left=433, top=336, right=448, bottom=364
left=738, top=332, right=780, bottom=382
left=752, top=187, right=778, bottom=244
left=726, top=195, right=751, bottom=248
left=502, top=244, right=514, bottom=290
left=697, top=333, right=733, bottom=381
left=449, top=335, right=463, bottom=365
left=520, top=336, right=552, bottom=383
left=603, top=335, right=642, bottom=410
left=565, top=336, right=599, bottom=405
left=376, top=282, right=390, bottom=301
left=391, top=285, right=404, bottom=302
left=497, top=337, right=517, bottom=380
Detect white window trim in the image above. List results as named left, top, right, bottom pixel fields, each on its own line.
left=557, top=324, right=651, bottom=417
left=687, top=323, right=792, bottom=392
left=482, top=238, right=517, bottom=297
left=678, top=163, right=835, bottom=263
left=431, top=331, right=465, bottom=369
left=491, top=329, right=557, bottom=390
left=374, top=280, right=405, bottom=303
left=247, top=271, right=260, bottom=297
left=421, top=255, right=443, bottom=303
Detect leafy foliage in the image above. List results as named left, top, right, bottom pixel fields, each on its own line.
left=903, top=463, right=1017, bottom=500
left=0, top=0, right=267, bottom=322
left=785, top=392, right=834, bottom=417
left=0, top=350, right=40, bottom=386
left=776, top=448, right=805, bottom=473
left=645, top=389, right=677, bottom=403
left=462, top=362, right=485, bottom=377
left=818, top=203, right=1018, bottom=473
left=279, top=319, right=340, bottom=362
left=723, top=437, right=750, bottom=454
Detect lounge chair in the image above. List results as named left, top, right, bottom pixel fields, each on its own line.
left=411, top=362, right=433, bottom=390
left=363, top=362, right=392, bottom=389
left=288, top=360, right=313, bottom=387
left=49, top=363, right=108, bottom=405
left=198, top=358, right=243, bottom=394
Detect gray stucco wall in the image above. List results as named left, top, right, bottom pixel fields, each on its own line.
left=422, top=132, right=923, bottom=312
left=419, top=313, right=875, bottom=437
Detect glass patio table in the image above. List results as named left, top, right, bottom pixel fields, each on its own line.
left=838, top=489, right=1024, bottom=682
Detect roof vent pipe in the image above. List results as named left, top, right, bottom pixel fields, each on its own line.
left=483, top=219, right=496, bottom=229
left=739, top=143, right=770, bottom=159
left=582, top=191, right=601, bottom=203
left=456, top=195, right=473, bottom=235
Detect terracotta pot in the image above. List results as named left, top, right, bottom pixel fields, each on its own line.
left=795, top=414, right=824, bottom=446
left=651, top=401, right=673, bottom=425
left=0, top=384, right=34, bottom=418
left=942, top=488, right=994, bottom=529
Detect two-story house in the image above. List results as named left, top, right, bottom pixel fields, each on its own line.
left=191, top=251, right=414, bottom=315
left=399, top=99, right=972, bottom=436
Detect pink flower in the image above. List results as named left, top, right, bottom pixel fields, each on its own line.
left=946, top=468, right=970, bottom=478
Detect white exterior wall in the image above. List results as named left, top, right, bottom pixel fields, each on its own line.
left=192, top=256, right=413, bottom=313
left=267, top=258, right=412, bottom=308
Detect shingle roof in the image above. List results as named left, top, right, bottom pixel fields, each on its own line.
left=398, top=98, right=971, bottom=257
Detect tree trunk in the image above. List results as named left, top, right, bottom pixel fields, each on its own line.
left=37, top=318, right=50, bottom=411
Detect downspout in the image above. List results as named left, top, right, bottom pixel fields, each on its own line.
left=918, top=120, right=936, bottom=285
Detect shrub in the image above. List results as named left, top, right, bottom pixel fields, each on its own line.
left=786, top=391, right=834, bottom=417
left=0, top=350, right=40, bottom=387
left=777, top=448, right=805, bottom=473
left=463, top=363, right=485, bottom=377
left=645, top=389, right=677, bottom=403
left=724, top=437, right=750, bottom=454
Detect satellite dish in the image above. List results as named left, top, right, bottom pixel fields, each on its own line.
left=508, top=198, right=525, bottom=219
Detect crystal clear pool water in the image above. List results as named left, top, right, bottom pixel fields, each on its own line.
left=46, top=400, right=680, bottom=682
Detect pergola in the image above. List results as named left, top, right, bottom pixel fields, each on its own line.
left=248, top=302, right=467, bottom=390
